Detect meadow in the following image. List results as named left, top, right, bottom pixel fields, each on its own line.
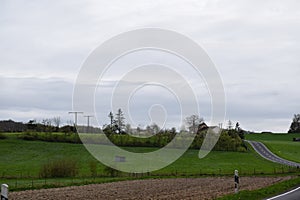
left=0, top=133, right=299, bottom=191
left=245, top=133, right=300, bottom=163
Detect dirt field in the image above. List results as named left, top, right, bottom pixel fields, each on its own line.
left=10, top=176, right=291, bottom=200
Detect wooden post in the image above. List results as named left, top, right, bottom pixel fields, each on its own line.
left=234, top=170, right=239, bottom=194
left=1, top=184, right=8, bottom=200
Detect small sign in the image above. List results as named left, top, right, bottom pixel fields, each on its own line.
left=115, top=156, right=126, bottom=162
left=1, top=184, right=8, bottom=200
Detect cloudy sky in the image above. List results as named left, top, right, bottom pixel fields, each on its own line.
left=1, top=0, right=300, bottom=132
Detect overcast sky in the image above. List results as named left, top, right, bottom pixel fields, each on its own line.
left=1, top=0, right=300, bottom=132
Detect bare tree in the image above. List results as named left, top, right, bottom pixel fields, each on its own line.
left=67, top=120, right=73, bottom=126
left=41, top=118, right=52, bottom=126
left=145, top=123, right=160, bottom=135
left=151, top=123, right=160, bottom=135
left=185, top=115, right=204, bottom=134
left=41, top=118, right=52, bottom=132
left=41, top=119, right=47, bottom=126
left=53, top=116, right=61, bottom=128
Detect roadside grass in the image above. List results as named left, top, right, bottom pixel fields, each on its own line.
left=245, top=133, right=300, bottom=163
left=216, top=176, right=300, bottom=200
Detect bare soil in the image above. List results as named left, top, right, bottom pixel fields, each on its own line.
left=10, top=176, right=291, bottom=200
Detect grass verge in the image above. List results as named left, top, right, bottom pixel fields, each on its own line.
left=216, top=176, right=300, bottom=200
left=245, top=133, right=300, bottom=163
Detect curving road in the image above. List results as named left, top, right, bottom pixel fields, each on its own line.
left=246, top=140, right=300, bottom=200
left=246, top=140, right=300, bottom=167
left=266, top=187, right=300, bottom=200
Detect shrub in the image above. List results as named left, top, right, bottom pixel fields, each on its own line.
left=89, top=160, right=98, bottom=177
left=103, top=165, right=120, bottom=177
left=18, top=132, right=38, bottom=141
left=237, top=146, right=247, bottom=152
left=0, top=133, right=6, bottom=140
left=39, top=158, right=78, bottom=178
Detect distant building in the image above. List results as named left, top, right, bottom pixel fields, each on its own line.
left=198, top=122, right=209, bottom=132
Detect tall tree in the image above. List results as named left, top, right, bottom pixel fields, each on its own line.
left=115, top=108, right=125, bottom=134
left=185, top=115, right=203, bottom=134
left=288, top=114, right=300, bottom=133
left=235, top=122, right=240, bottom=131
left=108, top=111, right=114, bottom=131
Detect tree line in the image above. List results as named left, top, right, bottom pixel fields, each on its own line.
left=0, top=118, right=76, bottom=133
left=0, top=108, right=251, bottom=152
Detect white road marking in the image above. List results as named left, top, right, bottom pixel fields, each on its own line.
left=266, top=186, right=300, bottom=200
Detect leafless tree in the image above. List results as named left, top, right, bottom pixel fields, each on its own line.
left=185, top=115, right=204, bottom=134
left=53, top=116, right=61, bottom=128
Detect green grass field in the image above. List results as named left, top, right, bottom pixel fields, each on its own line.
left=245, top=133, right=300, bottom=163
left=0, top=133, right=299, bottom=191
left=0, top=134, right=292, bottom=177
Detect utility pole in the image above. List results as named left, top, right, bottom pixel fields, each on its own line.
left=68, top=111, right=83, bottom=127
left=84, top=115, right=93, bottom=133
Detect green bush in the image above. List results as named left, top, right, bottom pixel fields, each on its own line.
left=89, top=160, right=98, bottom=177
left=17, top=129, right=246, bottom=152
left=0, top=133, right=6, bottom=140
left=18, top=132, right=38, bottom=141
left=103, top=166, right=120, bottom=177
left=39, top=158, right=78, bottom=178
left=18, top=132, right=82, bottom=144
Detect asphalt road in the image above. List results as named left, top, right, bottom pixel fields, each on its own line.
left=246, top=140, right=300, bottom=167
left=266, top=187, right=300, bottom=200
left=247, top=140, right=300, bottom=200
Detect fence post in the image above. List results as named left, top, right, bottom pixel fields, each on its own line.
left=1, top=184, right=8, bottom=200
left=234, top=170, right=239, bottom=194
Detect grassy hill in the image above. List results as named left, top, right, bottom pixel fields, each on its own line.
left=0, top=134, right=292, bottom=177
left=245, top=133, right=300, bottom=163
left=0, top=133, right=299, bottom=191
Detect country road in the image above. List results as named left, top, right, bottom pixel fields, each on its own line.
left=247, top=140, right=300, bottom=199
left=246, top=140, right=300, bottom=167
left=266, top=187, right=300, bottom=200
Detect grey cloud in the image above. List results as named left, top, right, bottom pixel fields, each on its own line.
left=0, top=0, right=300, bottom=132
left=0, top=76, right=73, bottom=112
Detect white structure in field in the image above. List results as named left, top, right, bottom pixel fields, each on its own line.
left=234, top=170, right=239, bottom=194
left=1, top=184, right=8, bottom=200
